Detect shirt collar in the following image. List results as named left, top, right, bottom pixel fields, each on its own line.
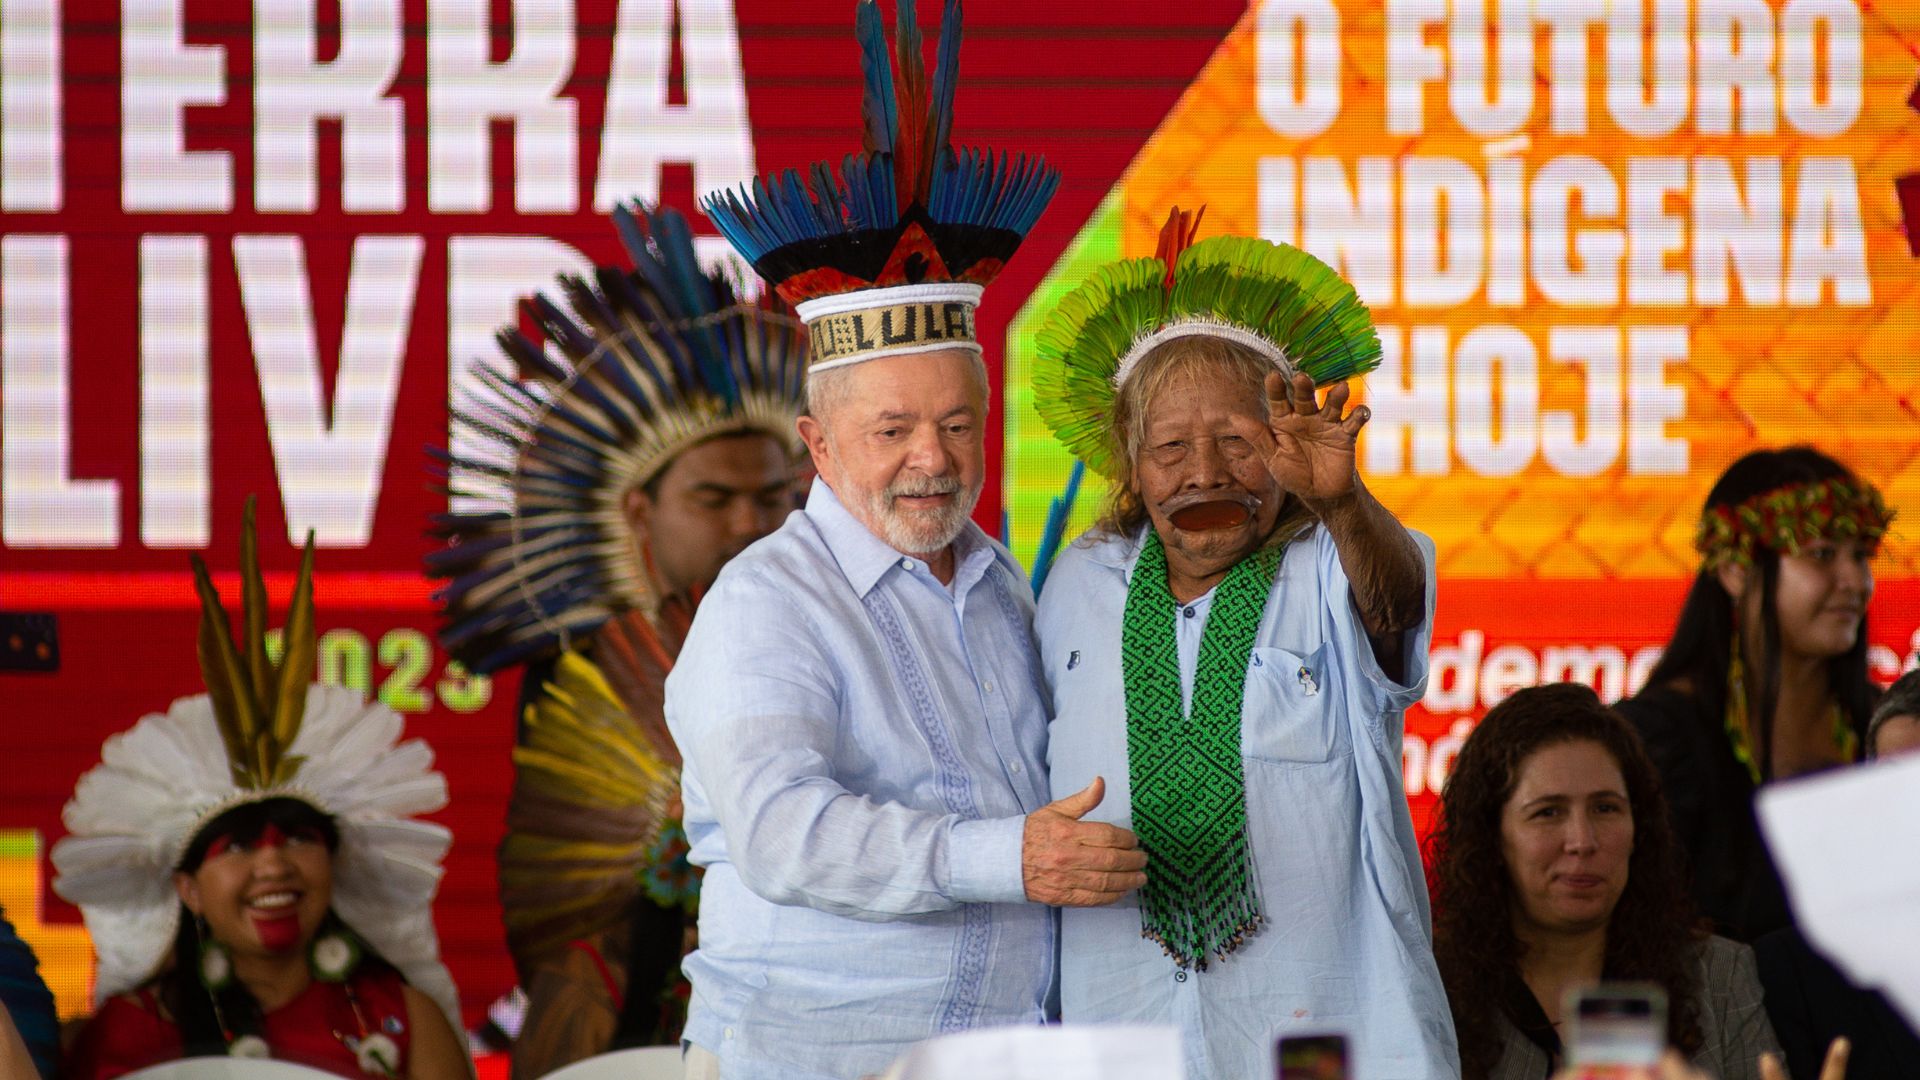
left=803, top=477, right=1010, bottom=598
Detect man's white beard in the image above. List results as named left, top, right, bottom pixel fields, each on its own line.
left=856, top=473, right=980, bottom=556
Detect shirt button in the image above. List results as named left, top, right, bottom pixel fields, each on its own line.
left=1010, top=762, right=1023, bottom=774
left=1175, top=970, right=1188, bottom=983
left=1183, top=607, right=1195, bottom=619
left=724, top=1027, right=735, bottom=1040
left=983, top=680, right=994, bottom=693
left=901, top=558, right=916, bottom=572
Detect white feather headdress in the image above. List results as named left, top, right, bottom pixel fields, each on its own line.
left=49, top=500, right=462, bottom=1033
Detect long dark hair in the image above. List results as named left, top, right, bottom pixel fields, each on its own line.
left=1642, top=447, right=1877, bottom=778
left=161, top=797, right=357, bottom=1053
left=1429, top=684, right=1703, bottom=1078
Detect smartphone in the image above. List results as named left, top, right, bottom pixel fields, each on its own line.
left=1275, top=1032, right=1349, bottom=1080
left=1564, top=983, right=1668, bottom=1070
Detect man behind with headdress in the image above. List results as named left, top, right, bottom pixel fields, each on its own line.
left=1030, top=210, right=1459, bottom=1078
left=429, top=204, right=807, bottom=1077
left=667, top=2, right=1147, bottom=1078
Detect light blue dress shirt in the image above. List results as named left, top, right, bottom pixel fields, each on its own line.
left=1037, top=523, right=1461, bottom=1080
left=665, top=478, right=1055, bottom=1080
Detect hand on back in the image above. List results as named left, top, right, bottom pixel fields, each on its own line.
left=1022, top=777, right=1148, bottom=907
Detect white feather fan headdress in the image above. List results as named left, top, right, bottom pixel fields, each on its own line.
left=49, top=500, right=462, bottom=1033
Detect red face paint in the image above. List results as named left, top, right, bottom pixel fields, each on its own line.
left=1168, top=501, right=1253, bottom=531
left=242, top=824, right=304, bottom=953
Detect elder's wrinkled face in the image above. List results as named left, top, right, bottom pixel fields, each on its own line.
left=1131, top=367, right=1285, bottom=572
left=798, top=349, right=987, bottom=557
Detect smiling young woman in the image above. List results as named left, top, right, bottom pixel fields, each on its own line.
left=1612, top=447, right=1893, bottom=943
left=53, top=502, right=472, bottom=1080
left=66, top=798, right=468, bottom=1080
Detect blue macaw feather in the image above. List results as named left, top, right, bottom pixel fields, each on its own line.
left=611, top=203, right=653, bottom=278
left=928, top=0, right=962, bottom=159
left=856, top=0, right=897, bottom=155
left=497, top=325, right=572, bottom=387
left=1030, top=458, right=1084, bottom=594
left=527, top=295, right=595, bottom=358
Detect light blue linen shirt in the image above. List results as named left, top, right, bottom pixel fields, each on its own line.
left=665, top=478, right=1055, bottom=1080
left=1037, top=523, right=1460, bottom=1080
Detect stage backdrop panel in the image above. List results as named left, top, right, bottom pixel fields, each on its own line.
left=1002, top=0, right=1920, bottom=839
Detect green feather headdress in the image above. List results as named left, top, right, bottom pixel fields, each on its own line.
left=1033, top=206, right=1383, bottom=478
left=187, top=495, right=318, bottom=790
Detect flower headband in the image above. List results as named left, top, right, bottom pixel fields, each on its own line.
left=1694, top=476, right=1894, bottom=570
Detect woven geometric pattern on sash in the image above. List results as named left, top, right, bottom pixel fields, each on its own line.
left=1121, top=531, right=1281, bottom=969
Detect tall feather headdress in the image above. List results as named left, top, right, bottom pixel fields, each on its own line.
left=428, top=202, right=807, bottom=676
left=1033, top=207, right=1384, bottom=479
left=703, top=0, right=1059, bottom=372
left=50, top=498, right=461, bottom=1032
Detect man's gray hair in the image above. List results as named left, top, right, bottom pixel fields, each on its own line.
left=801, top=350, right=990, bottom=423
left=1867, top=666, right=1920, bottom=758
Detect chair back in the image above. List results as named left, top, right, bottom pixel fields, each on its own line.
left=539, top=1044, right=685, bottom=1080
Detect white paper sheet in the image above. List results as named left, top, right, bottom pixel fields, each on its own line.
left=1755, top=752, right=1920, bottom=1030
left=878, top=1024, right=1186, bottom=1080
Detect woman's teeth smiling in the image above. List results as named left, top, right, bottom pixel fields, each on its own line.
left=247, top=891, right=299, bottom=912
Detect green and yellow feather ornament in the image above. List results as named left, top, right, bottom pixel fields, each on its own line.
left=1033, top=206, right=1383, bottom=478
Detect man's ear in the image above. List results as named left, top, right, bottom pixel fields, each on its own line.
left=174, top=871, right=202, bottom=916
left=796, top=416, right=835, bottom=481
left=623, top=485, right=651, bottom=534
left=1713, top=560, right=1750, bottom=601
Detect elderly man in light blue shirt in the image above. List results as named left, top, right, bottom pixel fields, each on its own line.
left=671, top=9, right=1144, bottom=1072
left=666, top=342, right=1148, bottom=1080
left=1030, top=218, right=1460, bottom=1078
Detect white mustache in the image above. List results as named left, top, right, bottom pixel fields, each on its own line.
left=887, top=477, right=962, bottom=500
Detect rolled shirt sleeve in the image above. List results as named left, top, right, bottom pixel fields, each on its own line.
left=1315, top=525, right=1438, bottom=754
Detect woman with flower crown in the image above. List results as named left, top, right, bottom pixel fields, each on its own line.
left=1612, top=447, right=1894, bottom=943
left=55, top=502, right=471, bottom=1079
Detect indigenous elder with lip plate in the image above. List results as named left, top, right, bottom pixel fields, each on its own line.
left=1032, top=209, right=1459, bottom=1080
left=669, top=3, right=1146, bottom=1079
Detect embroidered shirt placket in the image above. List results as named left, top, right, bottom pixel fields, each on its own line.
left=861, top=584, right=993, bottom=1034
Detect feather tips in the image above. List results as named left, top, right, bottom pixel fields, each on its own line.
left=857, top=0, right=897, bottom=156
left=701, top=0, right=1057, bottom=301
left=187, top=499, right=316, bottom=789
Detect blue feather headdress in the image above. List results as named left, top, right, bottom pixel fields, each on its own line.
left=428, top=203, right=807, bottom=674
left=702, top=0, right=1059, bottom=372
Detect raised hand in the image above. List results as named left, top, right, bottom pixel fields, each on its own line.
left=1231, top=370, right=1368, bottom=506
left=1022, top=777, right=1149, bottom=907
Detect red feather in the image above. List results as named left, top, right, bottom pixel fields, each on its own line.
left=1155, top=205, right=1207, bottom=292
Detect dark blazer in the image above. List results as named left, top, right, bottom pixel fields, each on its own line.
left=1756, top=928, right=1920, bottom=1080
left=1613, top=685, right=1792, bottom=942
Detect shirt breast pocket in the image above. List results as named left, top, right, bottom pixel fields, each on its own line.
left=1242, top=644, right=1348, bottom=766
